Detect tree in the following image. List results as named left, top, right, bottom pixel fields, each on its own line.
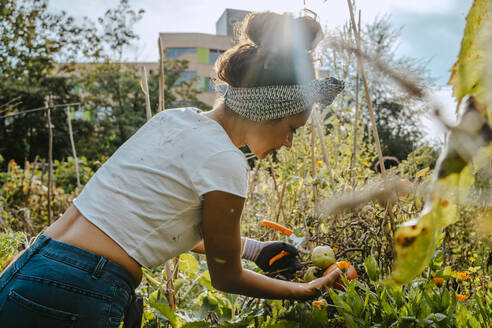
left=0, top=0, right=108, bottom=167
left=319, top=15, right=435, bottom=162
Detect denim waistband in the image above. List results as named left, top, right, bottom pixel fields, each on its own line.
left=31, top=234, right=137, bottom=292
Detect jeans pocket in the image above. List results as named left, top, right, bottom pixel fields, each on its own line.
left=106, top=285, right=132, bottom=328
left=0, top=289, right=78, bottom=328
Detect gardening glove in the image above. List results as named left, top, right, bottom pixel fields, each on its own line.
left=242, top=238, right=302, bottom=274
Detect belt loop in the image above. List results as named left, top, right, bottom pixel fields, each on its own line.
left=91, top=256, right=107, bottom=280
left=29, top=234, right=51, bottom=253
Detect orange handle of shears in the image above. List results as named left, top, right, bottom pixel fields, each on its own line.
left=261, top=220, right=293, bottom=236
left=268, top=250, right=290, bottom=266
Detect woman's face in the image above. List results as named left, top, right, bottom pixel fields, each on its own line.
left=247, top=110, right=311, bottom=159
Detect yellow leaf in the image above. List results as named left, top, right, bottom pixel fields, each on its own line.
left=178, top=253, right=198, bottom=280
left=383, top=209, right=441, bottom=286
left=448, top=0, right=492, bottom=120
left=415, top=167, right=430, bottom=179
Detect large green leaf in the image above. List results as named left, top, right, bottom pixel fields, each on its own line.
left=364, top=256, right=379, bottom=282
left=383, top=209, right=440, bottom=285
left=148, top=289, right=180, bottom=326
left=448, top=0, right=492, bottom=120
left=456, top=302, right=482, bottom=328
left=385, top=1, right=492, bottom=282
left=386, top=98, right=492, bottom=285
left=198, top=270, right=215, bottom=291
left=179, top=253, right=199, bottom=280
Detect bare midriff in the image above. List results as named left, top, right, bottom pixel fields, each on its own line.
left=44, top=205, right=142, bottom=286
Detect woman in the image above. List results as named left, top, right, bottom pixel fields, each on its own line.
left=0, top=11, right=344, bottom=327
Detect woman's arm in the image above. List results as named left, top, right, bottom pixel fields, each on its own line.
left=202, top=190, right=340, bottom=300
left=191, top=237, right=246, bottom=255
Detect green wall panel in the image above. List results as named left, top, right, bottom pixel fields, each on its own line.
left=197, top=47, right=210, bottom=64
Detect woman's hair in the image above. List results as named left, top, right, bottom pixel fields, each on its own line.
left=215, top=12, right=323, bottom=88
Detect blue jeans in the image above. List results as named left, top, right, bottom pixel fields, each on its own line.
left=0, top=234, right=137, bottom=328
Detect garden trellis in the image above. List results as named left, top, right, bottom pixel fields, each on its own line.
left=1, top=101, right=81, bottom=223
left=0, top=97, right=22, bottom=116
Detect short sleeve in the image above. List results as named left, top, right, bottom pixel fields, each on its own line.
left=191, top=151, right=248, bottom=198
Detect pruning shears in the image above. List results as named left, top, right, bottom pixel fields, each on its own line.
left=261, top=220, right=309, bottom=266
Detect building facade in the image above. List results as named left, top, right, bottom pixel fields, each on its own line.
left=159, top=9, right=250, bottom=107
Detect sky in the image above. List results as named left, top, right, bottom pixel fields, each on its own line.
left=48, top=0, right=475, bottom=142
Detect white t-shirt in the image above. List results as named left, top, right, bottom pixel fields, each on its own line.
left=73, top=107, right=249, bottom=268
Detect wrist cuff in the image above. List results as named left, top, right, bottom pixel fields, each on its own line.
left=242, top=238, right=265, bottom=262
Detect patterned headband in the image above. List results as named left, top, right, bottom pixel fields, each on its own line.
left=224, top=77, right=345, bottom=121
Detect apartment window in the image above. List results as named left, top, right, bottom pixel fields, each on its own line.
left=194, top=76, right=224, bottom=93
left=176, top=71, right=197, bottom=85
left=209, top=49, right=224, bottom=64
left=196, top=76, right=208, bottom=92
left=166, top=48, right=197, bottom=58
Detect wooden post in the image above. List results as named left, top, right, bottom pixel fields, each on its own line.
left=46, top=98, right=53, bottom=225
left=310, top=119, right=318, bottom=204
left=165, top=262, right=176, bottom=309
left=140, top=66, right=152, bottom=120
left=158, top=38, right=166, bottom=112
left=346, top=0, right=396, bottom=233
left=312, top=106, right=336, bottom=188
left=350, top=10, right=362, bottom=186
left=66, top=106, right=80, bottom=190
left=346, top=0, right=386, bottom=178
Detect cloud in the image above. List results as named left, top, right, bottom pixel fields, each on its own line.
left=390, top=0, right=456, bottom=14
left=392, top=0, right=474, bottom=85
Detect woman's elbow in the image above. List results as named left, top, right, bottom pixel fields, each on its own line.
left=211, top=278, right=230, bottom=292
left=210, top=270, right=242, bottom=293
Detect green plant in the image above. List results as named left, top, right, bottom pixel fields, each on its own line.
left=0, top=231, right=26, bottom=271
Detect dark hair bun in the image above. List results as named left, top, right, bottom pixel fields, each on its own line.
left=242, top=12, right=323, bottom=52
left=215, top=11, right=321, bottom=87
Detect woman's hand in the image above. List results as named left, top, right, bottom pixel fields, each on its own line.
left=253, top=241, right=302, bottom=275
left=305, top=266, right=342, bottom=296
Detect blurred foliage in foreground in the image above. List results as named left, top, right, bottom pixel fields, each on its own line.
left=386, top=0, right=492, bottom=286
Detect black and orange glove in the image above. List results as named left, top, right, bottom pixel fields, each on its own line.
left=242, top=238, right=302, bottom=274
